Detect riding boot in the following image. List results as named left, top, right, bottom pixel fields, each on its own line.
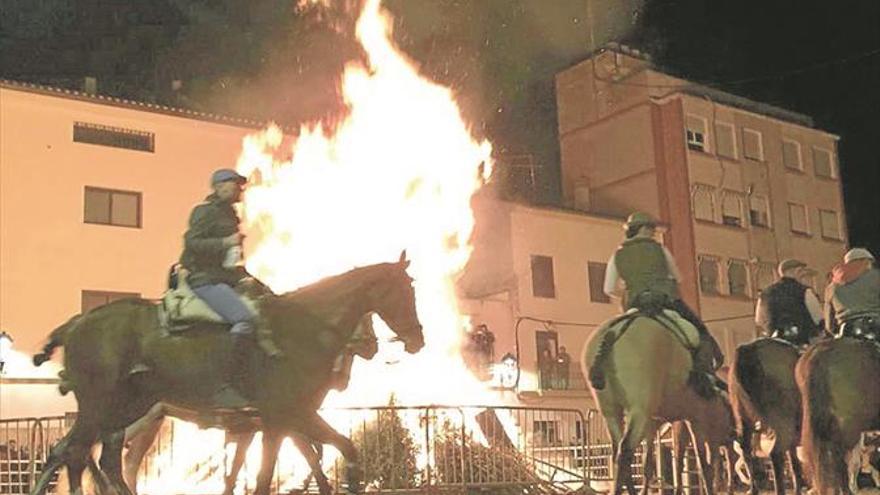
left=255, top=316, right=284, bottom=359
left=689, top=334, right=723, bottom=399
left=209, top=334, right=253, bottom=411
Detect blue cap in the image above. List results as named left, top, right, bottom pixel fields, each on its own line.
left=211, top=169, right=247, bottom=186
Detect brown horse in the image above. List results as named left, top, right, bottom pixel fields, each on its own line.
left=729, top=338, right=807, bottom=495
left=120, top=313, right=380, bottom=495
left=796, top=337, right=880, bottom=495
left=29, top=255, right=424, bottom=495
left=582, top=312, right=723, bottom=495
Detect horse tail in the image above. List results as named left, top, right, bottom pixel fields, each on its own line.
left=798, top=345, right=845, bottom=494
left=729, top=342, right=762, bottom=434
left=32, top=314, right=81, bottom=366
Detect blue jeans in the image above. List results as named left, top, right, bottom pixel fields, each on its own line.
left=191, top=283, right=255, bottom=335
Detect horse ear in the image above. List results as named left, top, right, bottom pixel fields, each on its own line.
left=398, top=250, right=410, bottom=269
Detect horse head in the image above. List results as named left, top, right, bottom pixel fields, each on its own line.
left=369, top=251, right=424, bottom=354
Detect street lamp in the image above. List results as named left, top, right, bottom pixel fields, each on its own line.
left=0, top=331, right=13, bottom=375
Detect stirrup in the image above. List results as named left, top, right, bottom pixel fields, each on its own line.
left=256, top=328, right=284, bottom=358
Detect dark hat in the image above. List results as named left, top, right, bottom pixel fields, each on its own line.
left=211, top=169, right=247, bottom=186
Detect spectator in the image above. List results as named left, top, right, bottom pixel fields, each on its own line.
left=539, top=348, right=555, bottom=389
left=556, top=346, right=571, bottom=390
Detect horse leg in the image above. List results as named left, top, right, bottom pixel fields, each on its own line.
left=769, top=448, right=787, bottom=495
left=99, top=429, right=135, bottom=495
left=616, top=412, right=651, bottom=495
left=254, top=430, right=282, bottom=495
left=122, top=413, right=165, bottom=495
left=299, top=413, right=361, bottom=494
left=788, top=448, right=806, bottom=494
left=640, top=422, right=660, bottom=495
left=223, top=430, right=255, bottom=495
left=30, top=430, right=73, bottom=495
left=605, top=412, right=626, bottom=481
left=291, top=435, right=332, bottom=495
left=738, top=421, right=760, bottom=495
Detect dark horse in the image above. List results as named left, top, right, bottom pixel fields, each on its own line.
left=796, top=337, right=880, bottom=495
left=729, top=338, right=807, bottom=495
left=29, top=254, right=424, bottom=495
left=582, top=312, right=724, bottom=495
left=120, top=314, right=380, bottom=495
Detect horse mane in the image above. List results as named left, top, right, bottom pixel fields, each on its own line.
left=277, top=262, right=395, bottom=308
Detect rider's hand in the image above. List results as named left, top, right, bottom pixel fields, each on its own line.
left=222, top=233, right=243, bottom=247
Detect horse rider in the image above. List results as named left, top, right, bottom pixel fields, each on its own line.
left=603, top=211, right=725, bottom=398
left=179, top=168, right=282, bottom=409
left=754, top=258, right=823, bottom=346
left=824, top=248, right=880, bottom=339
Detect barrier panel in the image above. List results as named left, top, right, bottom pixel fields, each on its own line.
left=3, top=407, right=728, bottom=494
left=0, top=416, right=69, bottom=495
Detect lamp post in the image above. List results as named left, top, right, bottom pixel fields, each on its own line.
left=0, top=331, right=13, bottom=375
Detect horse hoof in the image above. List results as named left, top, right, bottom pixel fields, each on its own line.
left=345, top=462, right=363, bottom=494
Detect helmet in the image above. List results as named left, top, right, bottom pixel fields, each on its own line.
left=624, top=211, right=657, bottom=231
left=777, top=258, right=806, bottom=277
left=211, top=169, right=247, bottom=186
left=844, top=248, right=875, bottom=264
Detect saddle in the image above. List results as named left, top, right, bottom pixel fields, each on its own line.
left=588, top=308, right=702, bottom=390
left=158, top=270, right=260, bottom=333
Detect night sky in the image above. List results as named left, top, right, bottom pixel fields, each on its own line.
left=1, top=0, right=877, bottom=253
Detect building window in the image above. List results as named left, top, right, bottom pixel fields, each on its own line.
left=721, top=191, right=743, bottom=227
left=530, top=255, right=556, bottom=298
left=756, top=262, right=777, bottom=292
left=742, top=128, right=763, bottom=161
left=714, top=122, right=736, bottom=159
left=782, top=139, right=803, bottom=170
left=685, top=115, right=708, bottom=152
left=727, top=260, right=749, bottom=297
left=73, top=122, right=155, bottom=153
left=819, top=209, right=842, bottom=240
left=587, top=262, right=610, bottom=303
left=82, top=290, right=140, bottom=313
left=788, top=203, right=810, bottom=235
left=84, top=187, right=142, bottom=228
left=692, top=184, right=715, bottom=222
left=812, top=147, right=835, bottom=178
left=533, top=420, right=561, bottom=446
left=749, top=196, right=771, bottom=228
left=698, top=256, right=720, bottom=295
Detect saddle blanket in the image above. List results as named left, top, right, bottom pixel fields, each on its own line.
left=617, top=308, right=701, bottom=349
left=159, top=280, right=258, bottom=330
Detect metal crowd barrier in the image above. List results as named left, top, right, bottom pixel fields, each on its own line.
left=5, top=407, right=622, bottom=494
left=0, top=416, right=70, bottom=495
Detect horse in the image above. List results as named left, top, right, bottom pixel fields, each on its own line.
left=796, top=337, right=880, bottom=495
left=729, top=338, right=807, bottom=495
left=640, top=391, right=738, bottom=495
left=120, top=313, right=380, bottom=495
left=582, top=311, right=724, bottom=495
left=29, top=253, right=424, bottom=495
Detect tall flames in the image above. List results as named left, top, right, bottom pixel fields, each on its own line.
left=142, top=0, right=508, bottom=493
left=237, top=0, right=492, bottom=407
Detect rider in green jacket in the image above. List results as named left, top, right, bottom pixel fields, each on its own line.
left=603, top=212, right=725, bottom=398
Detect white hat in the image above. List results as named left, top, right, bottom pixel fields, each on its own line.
left=844, top=248, right=875, bottom=264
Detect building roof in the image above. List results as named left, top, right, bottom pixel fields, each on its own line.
left=0, top=79, right=276, bottom=130
left=578, top=43, right=820, bottom=130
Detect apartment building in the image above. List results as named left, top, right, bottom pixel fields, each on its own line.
left=555, top=44, right=848, bottom=359
left=0, top=81, right=262, bottom=416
